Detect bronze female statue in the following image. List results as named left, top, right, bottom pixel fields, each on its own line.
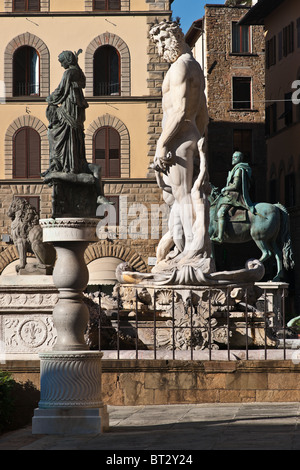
left=45, top=49, right=89, bottom=175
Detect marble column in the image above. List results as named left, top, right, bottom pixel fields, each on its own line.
left=32, top=218, right=109, bottom=435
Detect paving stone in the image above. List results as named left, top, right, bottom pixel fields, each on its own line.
left=1, top=403, right=300, bottom=450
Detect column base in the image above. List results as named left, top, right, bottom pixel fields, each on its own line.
left=33, top=350, right=108, bottom=435
left=32, top=406, right=109, bottom=435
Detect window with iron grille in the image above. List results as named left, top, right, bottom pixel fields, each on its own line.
left=13, top=127, right=41, bottom=179
left=93, top=46, right=120, bottom=96
left=13, top=0, right=40, bottom=11
left=13, top=46, right=40, bottom=97
left=94, top=126, right=120, bottom=178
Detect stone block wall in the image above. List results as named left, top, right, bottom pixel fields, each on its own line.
left=0, top=178, right=164, bottom=273
left=204, top=6, right=267, bottom=202
left=146, top=16, right=169, bottom=176
left=100, top=360, right=300, bottom=405
left=101, top=179, right=166, bottom=267
left=5, top=359, right=300, bottom=405
left=205, top=6, right=265, bottom=123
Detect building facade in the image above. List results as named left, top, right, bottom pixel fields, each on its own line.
left=186, top=3, right=267, bottom=272
left=0, top=0, right=173, bottom=285
left=241, top=0, right=300, bottom=311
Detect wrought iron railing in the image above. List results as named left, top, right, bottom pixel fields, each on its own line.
left=14, top=82, right=40, bottom=96
left=85, top=284, right=293, bottom=361
left=94, top=82, right=120, bottom=96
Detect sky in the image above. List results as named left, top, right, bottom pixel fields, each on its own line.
left=171, top=0, right=225, bottom=34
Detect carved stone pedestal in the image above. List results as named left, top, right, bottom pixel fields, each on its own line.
left=32, top=218, right=109, bottom=435
left=32, top=351, right=108, bottom=434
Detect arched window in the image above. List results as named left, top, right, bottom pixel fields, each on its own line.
left=94, top=127, right=120, bottom=177
left=13, top=127, right=41, bottom=178
left=93, top=46, right=120, bottom=96
left=13, top=46, right=39, bottom=96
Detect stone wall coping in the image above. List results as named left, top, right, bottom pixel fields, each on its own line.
left=0, top=276, right=56, bottom=287
left=0, top=178, right=156, bottom=185
left=3, top=358, right=299, bottom=373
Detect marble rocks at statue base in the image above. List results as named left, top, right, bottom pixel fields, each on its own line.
left=117, top=281, right=279, bottom=351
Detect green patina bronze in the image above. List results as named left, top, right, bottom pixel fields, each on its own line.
left=209, top=152, right=294, bottom=281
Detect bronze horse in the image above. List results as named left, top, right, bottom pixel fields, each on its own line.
left=208, top=185, right=294, bottom=281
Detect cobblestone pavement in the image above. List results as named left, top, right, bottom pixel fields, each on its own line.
left=1, top=402, right=300, bottom=451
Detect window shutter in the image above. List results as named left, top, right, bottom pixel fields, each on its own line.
left=94, top=127, right=121, bottom=177
left=109, top=128, right=120, bottom=177
left=93, top=0, right=106, bottom=10
left=94, top=128, right=107, bottom=176
left=13, top=0, right=26, bottom=11
left=28, top=0, right=40, bottom=11
left=28, top=128, right=40, bottom=178
left=108, top=0, right=120, bottom=10
left=14, top=129, right=27, bottom=178
left=14, top=128, right=40, bottom=178
left=94, top=0, right=121, bottom=9
left=13, top=0, right=40, bottom=11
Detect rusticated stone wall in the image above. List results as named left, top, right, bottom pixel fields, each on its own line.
left=204, top=6, right=267, bottom=203
left=5, top=359, right=300, bottom=405
left=146, top=16, right=169, bottom=176
left=0, top=179, right=164, bottom=273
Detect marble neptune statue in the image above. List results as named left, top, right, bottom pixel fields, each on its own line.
left=149, top=19, right=213, bottom=277
left=117, top=19, right=265, bottom=286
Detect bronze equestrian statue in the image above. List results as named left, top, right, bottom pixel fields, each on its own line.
left=209, top=152, right=294, bottom=281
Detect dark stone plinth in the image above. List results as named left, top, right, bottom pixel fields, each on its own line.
left=46, top=174, right=98, bottom=218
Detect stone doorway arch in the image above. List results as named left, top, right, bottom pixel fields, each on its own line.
left=0, top=241, right=148, bottom=277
